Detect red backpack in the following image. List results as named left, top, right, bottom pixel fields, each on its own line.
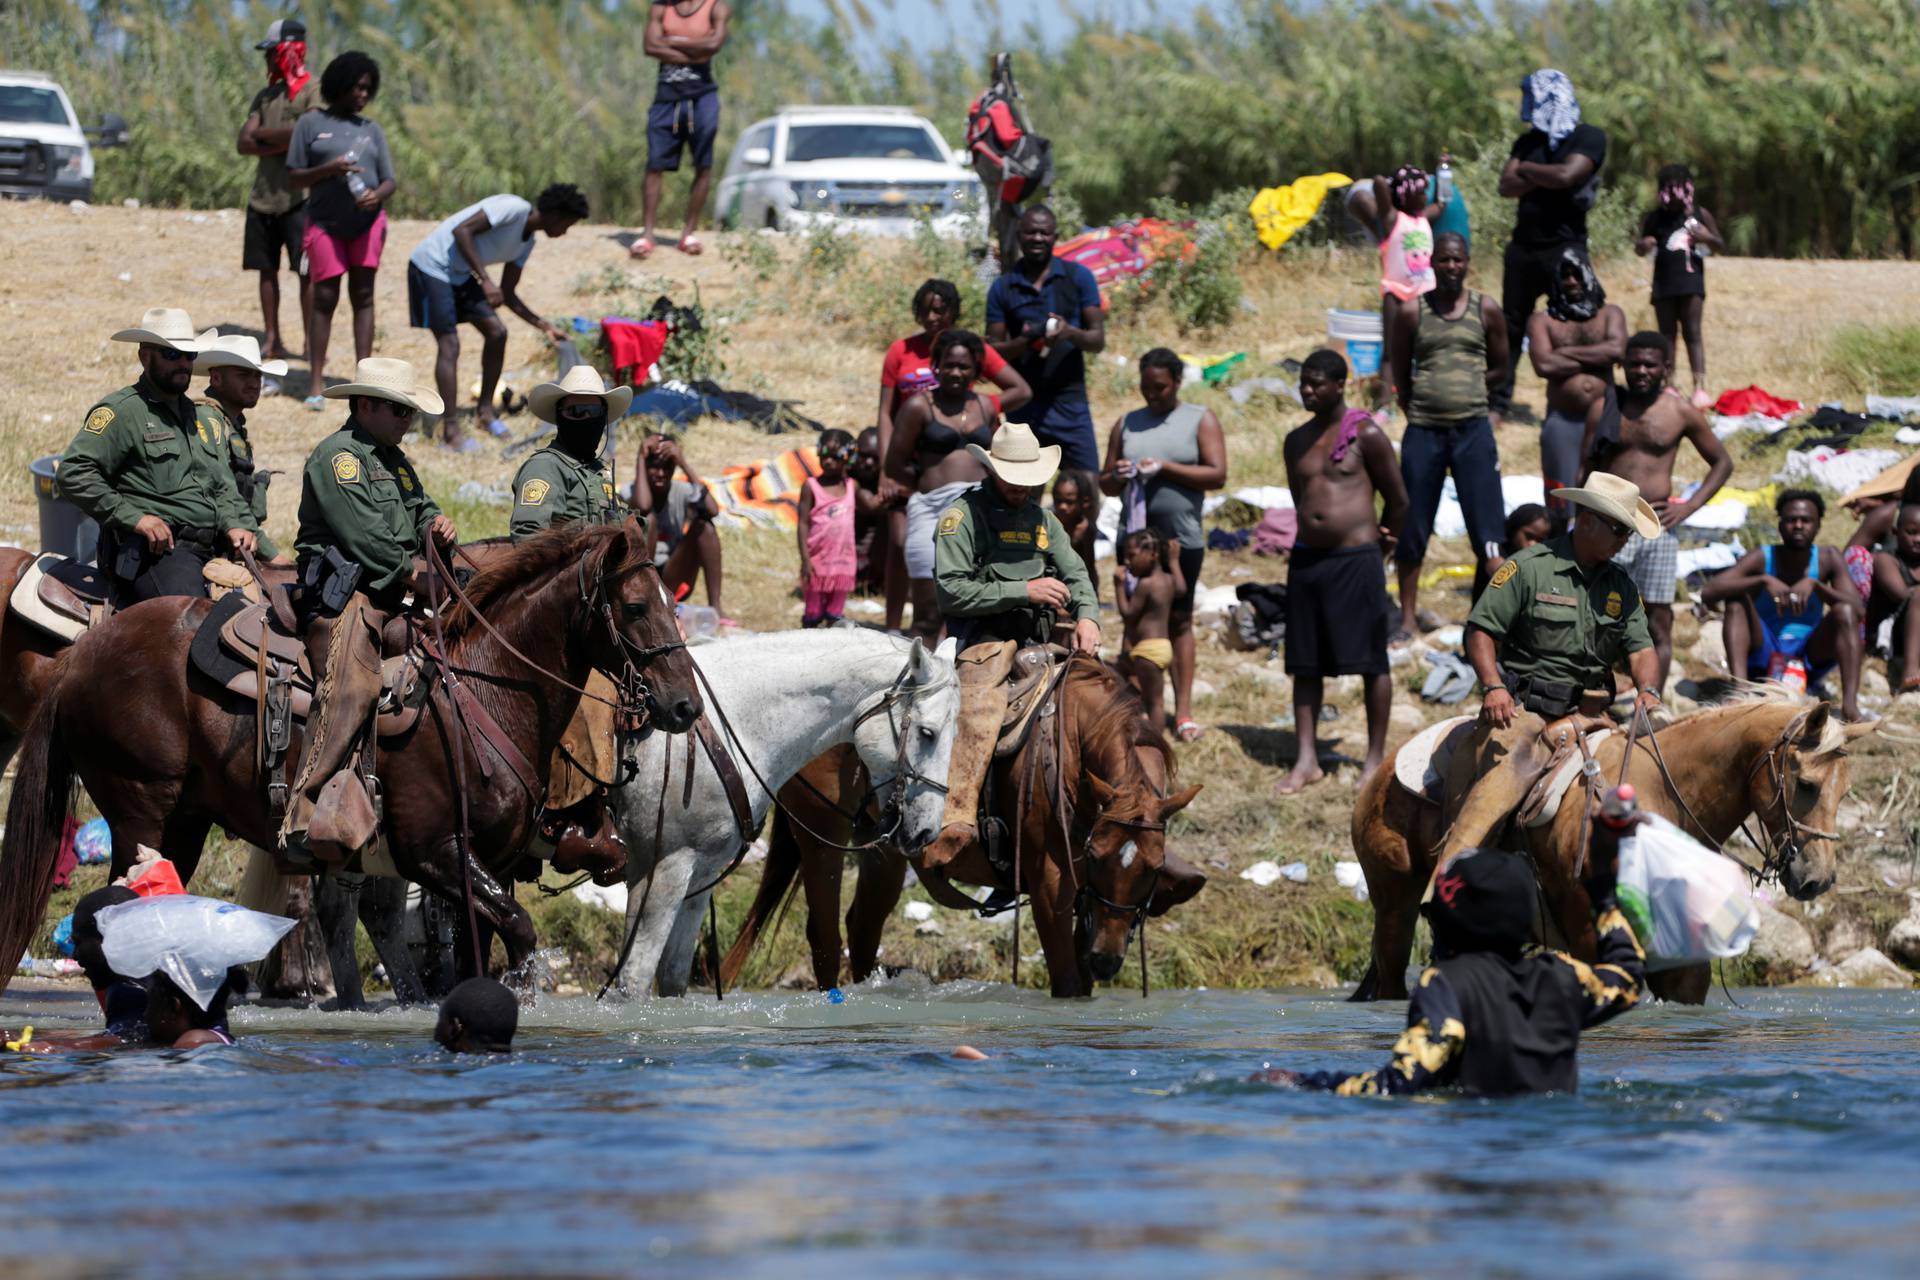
left=966, top=54, right=1053, bottom=209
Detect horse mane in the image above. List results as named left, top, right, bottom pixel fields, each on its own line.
left=1066, top=657, right=1176, bottom=811
left=439, top=523, right=624, bottom=640
left=1662, top=682, right=1849, bottom=758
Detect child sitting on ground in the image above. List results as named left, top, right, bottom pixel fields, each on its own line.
left=1636, top=164, right=1723, bottom=408
left=797, top=429, right=859, bottom=628
left=1116, top=528, right=1177, bottom=729
left=435, top=977, right=519, bottom=1054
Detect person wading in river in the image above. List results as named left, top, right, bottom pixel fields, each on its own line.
left=1253, top=826, right=1645, bottom=1096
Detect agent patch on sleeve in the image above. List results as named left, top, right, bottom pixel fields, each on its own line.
left=332, top=452, right=362, bottom=484
left=84, top=406, right=114, bottom=434
left=937, top=509, right=964, bottom=536
left=1490, top=559, right=1518, bottom=589
left=519, top=478, right=551, bottom=506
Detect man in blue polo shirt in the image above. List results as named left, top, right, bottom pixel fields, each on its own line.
left=985, top=205, right=1106, bottom=471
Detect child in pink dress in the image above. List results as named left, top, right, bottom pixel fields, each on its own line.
left=797, top=429, right=859, bottom=627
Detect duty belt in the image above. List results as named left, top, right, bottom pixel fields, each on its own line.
left=1507, top=673, right=1581, bottom=719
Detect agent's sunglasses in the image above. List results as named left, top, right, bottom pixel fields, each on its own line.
left=558, top=402, right=606, bottom=421
left=151, top=347, right=194, bottom=362
left=1597, top=513, right=1630, bottom=538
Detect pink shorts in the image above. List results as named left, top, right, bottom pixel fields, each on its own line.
left=302, top=211, right=388, bottom=282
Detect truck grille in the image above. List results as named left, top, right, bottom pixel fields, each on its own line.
left=0, top=136, right=50, bottom=184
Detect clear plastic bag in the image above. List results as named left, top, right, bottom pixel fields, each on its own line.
left=1616, top=815, right=1760, bottom=970
left=96, top=895, right=296, bottom=1010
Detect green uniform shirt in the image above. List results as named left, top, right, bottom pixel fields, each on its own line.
left=1466, top=535, right=1653, bottom=693
left=509, top=445, right=622, bottom=540
left=59, top=378, right=255, bottom=537
left=933, top=483, right=1099, bottom=623
left=293, top=421, right=442, bottom=593
left=196, top=401, right=279, bottom=560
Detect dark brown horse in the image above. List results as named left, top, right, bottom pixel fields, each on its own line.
left=0, top=522, right=701, bottom=987
left=1351, top=691, right=1874, bottom=1004
left=0, top=547, right=98, bottom=764
left=728, top=659, right=1207, bottom=996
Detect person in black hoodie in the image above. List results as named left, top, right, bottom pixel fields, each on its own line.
left=1255, top=831, right=1645, bottom=1097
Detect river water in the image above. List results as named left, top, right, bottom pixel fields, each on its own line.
left=2, top=978, right=1915, bottom=1277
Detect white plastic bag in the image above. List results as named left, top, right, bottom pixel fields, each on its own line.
left=97, top=895, right=296, bottom=1010
left=1616, top=815, right=1759, bottom=970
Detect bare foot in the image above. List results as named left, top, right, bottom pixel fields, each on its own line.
left=1275, top=762, right=1326, bottom=796
left=1355, top=757, right=1384, bottom=791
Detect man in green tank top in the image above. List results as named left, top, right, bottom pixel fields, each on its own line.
left=1390, top=232, right=1511, bottom=642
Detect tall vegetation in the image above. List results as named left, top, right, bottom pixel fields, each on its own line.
left=13, top=0, right=1919, bottom=258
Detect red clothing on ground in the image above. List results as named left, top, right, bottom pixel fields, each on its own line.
left=1712, top=385, right=1802, bottom=419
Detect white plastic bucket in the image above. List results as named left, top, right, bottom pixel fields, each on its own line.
left=1326, top=308, right=1383, bottom=377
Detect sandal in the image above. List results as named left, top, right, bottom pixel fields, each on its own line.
left=1900, top=678, right=1920, bottom=695
left=1175, top=718, right=1205, bottom=743
left=627, top=234, right=655, bottom=260
left=679, top=233, right=705, bottom=256
left=302, top=394, right=327, bottom=411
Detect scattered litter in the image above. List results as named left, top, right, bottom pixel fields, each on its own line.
left=73, top=816, right=111, bottom=865
left=1898, top=428, right=1920, bottom=446
left=14, top=956, right=83, bottom=979
left=1775, top=447, right=1902, bottom=494
left=455, top=481, right=511, bottom=504
left=1240, top=861, right=1284, bottom=887
left=1279, top=861, right=1309, bottom=883
left=1334, top=860, right=1369, bottom=902
left=1677, top=540, right=1744, bottom=581
left=1228, top=376, right=1302, bottom=407
left=115, top=271, right=131, bottom=283
left=1865, top=395, right=1920, bottom=421
left=67, top=199, right=89, bottom=212
left=121, top=197, right=140, bottom=209
left=570, top=881, right=628, bottom=913
left=1427, top=624, right=1464, bottom=647
left=847, top=599, right=883, bottom=616
left=914, top=919, right=944, bottom=937
left=903, top=901, right=935, bottom=922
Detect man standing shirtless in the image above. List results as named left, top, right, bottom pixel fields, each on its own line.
left=1278, top=349, right=1408, bottom=794
left=1527, top=249, right=1623, bottom=530
left=1583, top=332, right=1732, bottom=694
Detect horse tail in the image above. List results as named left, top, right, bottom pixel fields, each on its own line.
left=718, top=806, right=804, bottom=988
left=0, top=682, right=75, bottom=988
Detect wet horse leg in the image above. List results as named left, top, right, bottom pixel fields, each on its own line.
left=315, top=872, right=366, bottom=1010
left=1027, top=867, right=1086, bottom=998
left=845, top=848, right=906, bottom=984
left=417, top=841, right=536, bottom=986
left=800, top=842, right=845, bottom=989
left=356, top=876, right=429, bottom=1005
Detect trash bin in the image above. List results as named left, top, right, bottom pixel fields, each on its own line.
left=31, top=456, right=98, bottom=563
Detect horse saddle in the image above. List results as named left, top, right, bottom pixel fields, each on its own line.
left=188, top=593, right=427, bottom=736
left=1394, top=712, right=1614, bottom=830
left=8, top=553, right=108, bottom=642
left=994, top=642, right=1071, bottom=760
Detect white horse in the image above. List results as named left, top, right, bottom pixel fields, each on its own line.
left=611, top=628, right=957, bottom=997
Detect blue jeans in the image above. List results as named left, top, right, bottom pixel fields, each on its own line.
left=1012, top=396, right=1099, bottom=471
left=1396, top=414, right=1505, bottom=566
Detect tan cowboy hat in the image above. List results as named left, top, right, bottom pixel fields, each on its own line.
left=1556, top=471, right=1663, bottom=540
left=966, top=421, right=1061, bottom=489
left=191, top=329, right=290, bottom=377
left=110, top=307, right=203, bottom=350
left=322, top=356, right=446, bottom=416
left=527, top=364, right=634, bottom=424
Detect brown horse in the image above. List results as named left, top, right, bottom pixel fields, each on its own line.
left=0, top=522, right=702, bottom=987
left=728, top=659, right=1207, bottom=996
left=1351, top=691, right=1874, bottom=1004
left=0, top=547, right=98, bottom=763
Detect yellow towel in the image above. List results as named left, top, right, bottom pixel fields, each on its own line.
left=1249, top=173, right=1354, bottom=252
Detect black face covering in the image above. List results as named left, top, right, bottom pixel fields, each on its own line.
left=556, top=413, right=608, bottom=460
left=1545, top=247, right=1606, bottom=323
left=1422, top=848, right=1537, bottom=957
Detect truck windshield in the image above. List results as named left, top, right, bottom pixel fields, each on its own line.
left=0, top=86, right=73, bottom=127
left=785, top=124, right=944, bottom=164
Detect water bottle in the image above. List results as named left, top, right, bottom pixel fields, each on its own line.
left=1781, top=658, right=1808, bottom=695
left=677, top=603, right=719, bottom=640
left=343, top=145, right=369, bottom=199
left=1435, top=154, right=1455, bottom=205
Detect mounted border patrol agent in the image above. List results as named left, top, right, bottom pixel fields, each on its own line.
left=281, top=357, right=457, bottom=864
left=511, top=364, right=635, bottom=882
left=193, top=331, right=292, bottom=565
left=1442, top=471, right=1664, bottom=861
left=920, top=421, right=1100, bottom=872
left=59, top=308, right=259, bottom=605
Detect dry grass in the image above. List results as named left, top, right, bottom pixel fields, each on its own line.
left=4, top=200, right=1917, bottom=991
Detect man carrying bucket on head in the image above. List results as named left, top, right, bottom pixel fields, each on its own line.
left=509, top=365, right=635, bottom=884
left=1439, top=472, right=1663, bottom=862
left=919, top=422, right=1100, bottom=872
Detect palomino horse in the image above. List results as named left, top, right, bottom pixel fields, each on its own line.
left=1351, top=690, right=1874, bottom=1004
left=914, top=656, right=1203, bottom=997
left=0, top=522, right=702, bottom=987
left=608, top=628, right=958, bottom=998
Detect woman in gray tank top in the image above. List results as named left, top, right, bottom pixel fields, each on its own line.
left=1099, top=347, right=1228, bottom=740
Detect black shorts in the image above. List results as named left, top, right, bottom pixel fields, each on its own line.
left=243, top=205, right=308, bottom=273
left=1172, top=544, right=1204, bottom=618
left=646, top=90, right=720, bottom=173
left=407, top=263, right=496, bottom=335
left=1284, top=544, right=1390, bottom=678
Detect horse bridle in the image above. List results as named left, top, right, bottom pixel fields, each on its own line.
left=1644, top=717, right=1841, bottom=883
left=1070, top=812, right=1166, bottom=948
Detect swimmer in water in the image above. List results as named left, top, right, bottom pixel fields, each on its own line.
left=146, top=969, right=244, bottom=1048
left=1254, top=819, right=1645, bottom=1096
left=435, top=978, right=518, bottom=1054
